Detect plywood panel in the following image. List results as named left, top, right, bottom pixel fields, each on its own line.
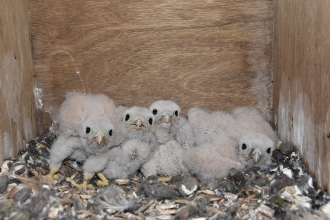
left=28, top=0, right=274, bottom=134
left=274, top=0, right=330, bottom=191
left=0, top=0, right=37, bottom=164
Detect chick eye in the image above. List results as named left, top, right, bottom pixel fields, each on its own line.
left=266, top=147, right=271, bottom=154
left=152, top=109, right=158, bottom=115
left=148, top=118, right=153, bottom=125
left=86, top=127, right=91, bottom=134
left=242, top=143, right=247, bottom=150
left=125, top=114, right=130, bottom=121
left=109, top=129, right=113, bottom=136
left=174, top=110, right=179, bottom=117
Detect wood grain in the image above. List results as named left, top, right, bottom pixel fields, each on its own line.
left=274, top=0, right=330, bottom=191
left=0, top=0, right=37, bottom=164
left=28, top=0, right=274, bottom=134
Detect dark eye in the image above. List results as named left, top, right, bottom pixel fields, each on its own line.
left=125, top=114, right=130, bottom=121
left=266, top=147, right=271, bottom=154
left=174, top=110, right=179, bottom=117
left=109, top=129, right=112, bottom=136
left=242, top=143, right=247, bottom=150
left=152, top=109, right=158, bottom=115
left=148, top=118, right=153, bottom=125
left=86, top=127, right=91, bottom=134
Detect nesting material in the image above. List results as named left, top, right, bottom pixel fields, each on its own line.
left=0, top=136, right=330, bottom=219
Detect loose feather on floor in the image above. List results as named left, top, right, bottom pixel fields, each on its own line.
left=95, top=184, right=139, bottom=212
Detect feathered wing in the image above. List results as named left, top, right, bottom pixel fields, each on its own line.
left=110, top=105, right=128, bottom=146
left=48, top=135, right=82, bottom=171
left=187, top=106, right=235, bottom=146
left=175, top=117, right=195, bottom=149
left=183, top=134, right=243, bottom=180
left=141, top=140, right=188, bottom=177
left=229, top=106, right=278, bottom=142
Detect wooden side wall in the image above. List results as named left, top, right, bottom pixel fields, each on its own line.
left=28, top=0, right=274, bottom=135
left=274, top=0, right=330, bottom=191
left=0, top=0, right=37, bottom=164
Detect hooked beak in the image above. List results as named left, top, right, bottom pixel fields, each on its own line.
left=94, top=132, right=105, bottom=145
left=135, top=118, right=142, bottom=127
left=163, top=112, right=171, bottom=123
left=130, top=117, right=147, bottom=130
left=251, top=149, right=261, bottom=163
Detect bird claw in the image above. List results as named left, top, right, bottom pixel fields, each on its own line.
left=96, top=172, right=109, bottom=187
left=96, top=180, right=108, bottom=187
left=66, top=177, right=94, bottom=189
left=42, top=168, right=59, bottom=181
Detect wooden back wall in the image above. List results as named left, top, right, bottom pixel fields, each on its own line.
left=274, top=0, right=330, bottom=191
left=28, top=0, right=274, bottom=134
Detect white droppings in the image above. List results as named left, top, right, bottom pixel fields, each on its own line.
left=75, top=67, right=86, bottom=94
left=46, top=50, right=87, bottom=94
left=1, top=160, right=13, bottom=173
left=277, top=78, right=319, bottom=185
left=278, top=94, right=290, bottom=141
left=320, top=202, right=330, bottom=215
left=282, top=168, right=293, bottom=179
left=307, top=176, right=314, bottom=188
left=3, top=132, right=14, bottom=159
left=33, top=87, right=43, bottom=109
left=23, top=107, right=33, bottom=142
left=181, top=184, right=197, bottom=195
left=45, top=105, right=53, bottom=113
left=49, top=120, right=58, bottom=135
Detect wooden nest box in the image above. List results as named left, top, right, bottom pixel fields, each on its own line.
left=0, top=1, right=329, bottom=191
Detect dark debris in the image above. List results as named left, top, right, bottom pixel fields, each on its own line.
left=0, top=137, right=330, bottom=219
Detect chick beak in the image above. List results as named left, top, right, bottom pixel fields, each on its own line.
left=163, top=113, right=171, bottom=123
left=134, top=118, right=143, bottom=129
left=251, top=149, right=261, bottom=163
left=95, top=132, right=105, bottom=145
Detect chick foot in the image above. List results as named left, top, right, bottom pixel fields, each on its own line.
left=96, top=172, right=109, bottom=187
left=66, top=176, right=94, bottom=189
left=43, top=168, right=59, bottom=181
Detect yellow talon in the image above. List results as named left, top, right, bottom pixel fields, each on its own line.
left=43, top=168, right=59, bottom=181
left=276, top=140, right=282, bottom=149
left=96, top=172, right=109, bottom=187
left=87, top=184, right=95, bottom=190
left=66, top=175, right=94, bottom=189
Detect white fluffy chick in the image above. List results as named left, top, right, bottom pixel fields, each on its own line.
left=183, top=134, right=243, bottom=180
left=99, top=107, right=156, bottom=182
left=229, top=106, right=278, bottom=143
left=187, top=106, right=236, bottom=146
left=141, top=140, right=189, bottom=177
left=149, top=100, right=182, bottom=144
left=175, top=116, right=195, bottom=149
left=122, top=106, right=156, bottom=142
left=186, top=106, right=278, bottom=172
left=109, top=105, right=128, bottom=147
left=43, top=92, right=117, bottom=189
left=140, top=100, right=196, bottom=177
left=188, top=106, right=278, bottom=145
left=238, top=132, right=276, bottom=169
